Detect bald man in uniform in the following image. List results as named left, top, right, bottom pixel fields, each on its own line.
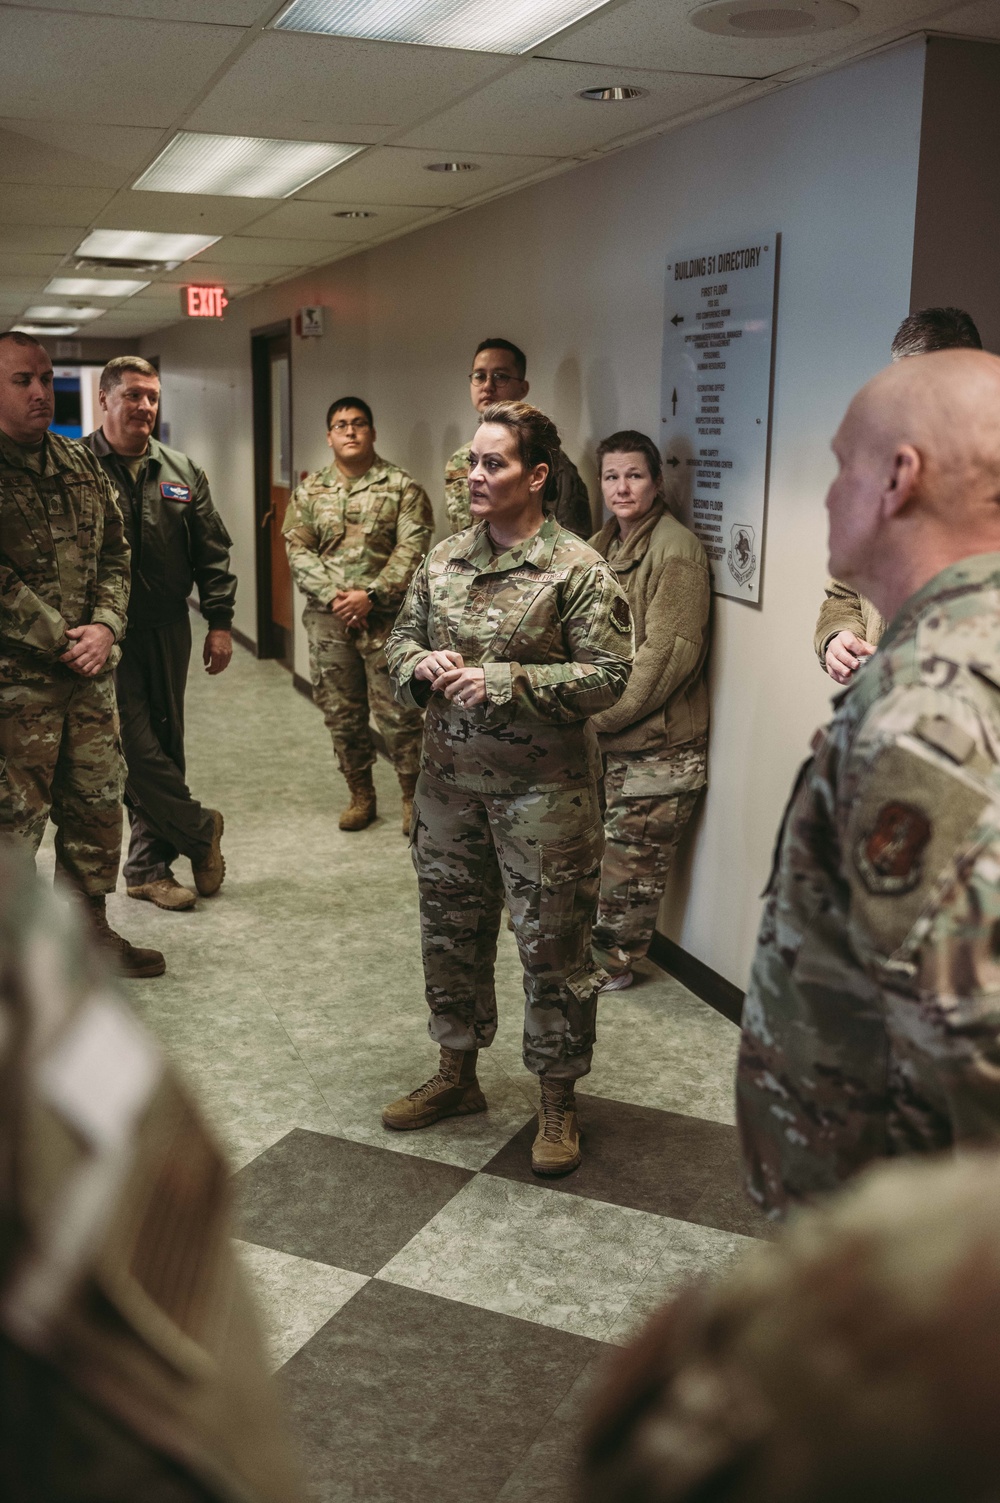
left=738, top=350, right=1000, bottom=1217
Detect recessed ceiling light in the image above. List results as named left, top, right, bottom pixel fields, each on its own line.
left=12, top=322, right=80, bottom=336
left=578, top=85, right=647, bottom=101
left=133, top=131, right=362, bottom=199
left=46, top=277, right=150, bottom=298
left=76, top=230, right=219, bottom=265
left=333, top=209, right=377, bottom=218
left=24, top=305, right=106, bottom=322
left=689, top=0, right=857, bottom=36
left=425, top=161, right=480, bottom=173
left=275, top=0, right=613, bottom=54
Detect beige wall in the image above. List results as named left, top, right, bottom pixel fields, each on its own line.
left=145, top=40, right=925, bottom=990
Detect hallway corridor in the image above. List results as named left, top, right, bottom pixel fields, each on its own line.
left=103, top=618, right=767, bottom=1502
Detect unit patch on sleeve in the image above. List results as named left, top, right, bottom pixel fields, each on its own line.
left=160, top=482, right=191, bottom=502
left=610, top=595, right=632, bottom=634
left=855, top=801, right=931, bottom=895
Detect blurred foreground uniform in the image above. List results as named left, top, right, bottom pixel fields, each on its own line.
left=0, top=428, right=128, bottom=893
left=445, top=441, right=593, bottom=539
left=0, top=847, right=301, bottom=1502
left=84, top=429, right=235, bottom=895
left=739, top=554, right=1000, bottom=1217
left=581, top=1148, right=1000, bottom=1503
left=283, top=457, right=432, bottom=822
left=386, top=517, right=632, bottom=1083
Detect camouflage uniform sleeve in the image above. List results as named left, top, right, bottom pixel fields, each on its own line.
left=444, top=447, right=472, bottom=535
left=91, top=466, right=129, bottom=642
left=282, top=482, right=336, bottom=604
left=369, top=479, right=434, bottom=609
left=814, top=577, right=870, bottom=665
left=553, top=453, right=594, bottom=541
left=591, top=553, right=709, bottom=736
left=0, top=560, right=70, bottom=655
left=843, top=690, right=1000, bottom=1142
left=385, top=561, right=433, bottom=709
left=482, top=563, right=633, bottom=723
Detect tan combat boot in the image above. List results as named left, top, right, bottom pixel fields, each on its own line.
left=192, top=809, right=226, bottom=896
left=339, top=770, right=377, bottom=831
left=531, top=1078, right=582, bottom=1177
left=382, top=1047, right=487, bottom=1130
left=399, top=772, right=417, bottom=836
left=86, top=894, right=166, bottom=978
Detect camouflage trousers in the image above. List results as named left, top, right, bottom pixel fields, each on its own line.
left=0, top=664, right=124, bottom=895
left=411, top=771, right=606, bottom=1079
left=592, top=742, right=707, bottom=973
left=304, top=605, right=423, bottom=780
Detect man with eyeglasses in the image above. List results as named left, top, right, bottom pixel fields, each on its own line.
left=444, top=338, right=593, bottom=538
left=284, top=396, right=433, bottom=834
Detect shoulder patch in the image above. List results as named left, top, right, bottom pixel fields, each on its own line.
left=610, top=594, right=632, bottom=634
left=160, top=481, right=191, bottom=502
left=855, top=801, right=931, bottom=895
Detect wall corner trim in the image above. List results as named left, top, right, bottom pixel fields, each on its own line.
left=648, top=931, right=745, bottom=1026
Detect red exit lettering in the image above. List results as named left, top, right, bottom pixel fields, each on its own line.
left=182, top=285, right=229, bottom=319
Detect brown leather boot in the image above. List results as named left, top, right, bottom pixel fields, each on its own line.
left=339, top=770, right=377, bottom=831
left=192, top=809, right=225, bottom=896
left=382, top=1047, right=487, bottom=1130
left=399, top=772, right=417, bottom=836
left=86, top=894, right=166, bottom=978
left=531, top=1078, right=582, bottom=1176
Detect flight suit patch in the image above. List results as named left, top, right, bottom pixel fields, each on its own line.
left=610, top=595, right=631, bottom=633
left=855, top=801, right=931, bottom=895
left=160, top=482, right=191, bottom=502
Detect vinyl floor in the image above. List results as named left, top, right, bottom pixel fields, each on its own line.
left=67, top=615, right=768, bottom=1502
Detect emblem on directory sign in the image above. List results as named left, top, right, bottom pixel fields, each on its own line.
left=727, top=523, right=757, bottom=586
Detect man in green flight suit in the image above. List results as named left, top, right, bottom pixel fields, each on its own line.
left=444, top=338, right=593, bottom=539
left=283, top=396, right=434, bottom=833
left=0, top=331, right=163, bottom=978
left=739, top=347, right=1000, bottom=1217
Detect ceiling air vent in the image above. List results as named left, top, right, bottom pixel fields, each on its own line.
left=73, top=255, right=177, bottom=273
left=689, top=0, right=857, bottom=36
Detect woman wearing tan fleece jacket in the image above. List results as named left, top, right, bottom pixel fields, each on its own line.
left=589, top=431, right=711, bottom=989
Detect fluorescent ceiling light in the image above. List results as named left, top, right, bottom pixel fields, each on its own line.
left=13, top=323, right=79, bottom=336
left=46, top=277, right=150, bottom=298
left=134, top=132, right=363, bottom=199
left=274, top=0, right=612, bottom=53
left=75, top=230, right=220, bottom=263
left=25, top=305, right=107, bottom=323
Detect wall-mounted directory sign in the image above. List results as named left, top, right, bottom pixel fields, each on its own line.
left=181, top=285, right=228, bottom=319
left=661, top=234, right=779, bottom=604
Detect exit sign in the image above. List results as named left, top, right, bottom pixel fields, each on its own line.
left=181, top=285, right=228, bottom=319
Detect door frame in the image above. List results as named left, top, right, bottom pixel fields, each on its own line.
left=250, top=319, right=293, bottom=664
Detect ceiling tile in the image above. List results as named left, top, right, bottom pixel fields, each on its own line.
left=0, top=275, right=60, bottom=294
left=0, top=254, right=67, bottom=279
left=0, top=294, right=36, bottom=314
left=185, top=31, right=515, bottom=137
left=3, top=0, right=269, bottom=18
left=132, top=278, right=256, bottom=298
left=0, top=225, right=89, bottom=254
left=398, top=59, right=753, bottom=156
left=0, top=11, right=246, bottom=126
left=932, top=0, right=1000, bottom=37
left=0, top=184, right=115, bottom=225
left=167, top=258, right=302, bottom=282
left=94, top=188, right=283, bottom=236
left=238, top=199, right=444, bottom=239
left=545, top=0, right=955, bottom=76
left=191, top=235, right=344, bottom=265
left=299, top=146, right=563, bottom=205
left=0, top=119, right=166, bottom=188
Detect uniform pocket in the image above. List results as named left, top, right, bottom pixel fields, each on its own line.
left=621, top=748, right=707, bottom=797
left=539, top=826, right=604, bottom=937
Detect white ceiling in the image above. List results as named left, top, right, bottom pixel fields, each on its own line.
left=1, top=0, right=997, bottom=341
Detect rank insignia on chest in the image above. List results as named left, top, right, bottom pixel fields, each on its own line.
left=855, top=800, right=932, bottom=895
left=160, top=482, right=191, bottom=502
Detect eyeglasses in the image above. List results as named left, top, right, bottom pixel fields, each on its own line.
left=329, top=419, right=371, bottom=432
left=469, top=371, right=519, bottom=387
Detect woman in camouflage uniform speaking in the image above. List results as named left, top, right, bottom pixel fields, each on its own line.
left=383, top=403, right=633, bottom=1176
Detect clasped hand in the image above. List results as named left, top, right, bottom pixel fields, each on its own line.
left=60, top=623, right=114, bottom=677
left=414, top=651, right=487, bottom=708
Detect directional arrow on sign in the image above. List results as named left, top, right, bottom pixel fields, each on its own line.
left=671, top=387, right=678, bottom=415
left=665, top=455, right=680, bottom=468
left=670, top=313, right=684, bottom=326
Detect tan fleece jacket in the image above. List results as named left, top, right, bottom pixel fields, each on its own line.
left=813, top=578, right=887, bottom=666
left=589, top=502, right=710, bottom=754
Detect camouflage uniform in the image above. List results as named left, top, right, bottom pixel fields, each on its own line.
left=738, top=552, right=1000, bottom=1218
left=581, top=1148, right=1000, bottom=1503
left=0, top=845, right=302, bottom=1502
left=386, top=516, right=633, bottom=1079
left=589, top=504, right=711, bottom=973
left=0, top=427, right=129, bottom=895
left=283, top=456, right=432, bottom=780
left=444, top=441, right=593, bottom=540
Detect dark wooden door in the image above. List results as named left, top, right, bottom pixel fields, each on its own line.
left=251, top=324, right=293, bottom=664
